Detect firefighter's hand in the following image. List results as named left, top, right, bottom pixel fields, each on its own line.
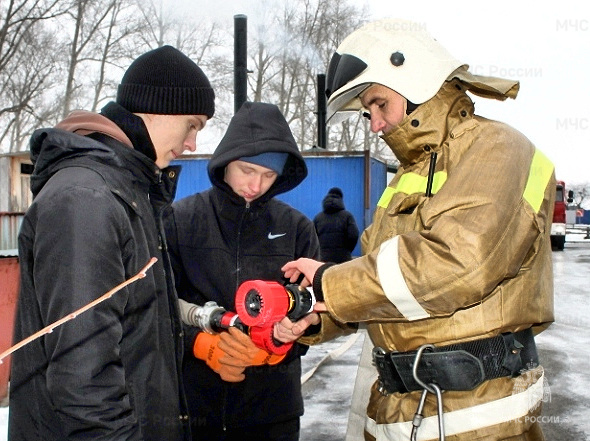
left=281, top=258, right=324, bottom=287
left=193, top=331, right=246, bottom=382
left=314, top=301, right=327, bottom=312
left=219, top=327, right=285, bottom=367
left=274, top=314, right=321, bottom=343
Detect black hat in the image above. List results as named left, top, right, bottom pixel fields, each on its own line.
left=117, top=45, right=215, bottom=118
left=328, top=187, right=343, bottom=198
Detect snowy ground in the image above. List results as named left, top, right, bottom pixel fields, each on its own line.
left=2, top=232, right=590, bottom=440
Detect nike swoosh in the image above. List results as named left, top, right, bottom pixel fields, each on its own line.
left=268, top=232, right=286, bottom=240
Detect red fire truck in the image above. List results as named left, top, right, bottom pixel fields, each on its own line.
left=551, top=180, right=573, bottom=251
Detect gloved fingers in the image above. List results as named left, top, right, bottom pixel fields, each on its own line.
left=229, top=326, right=258, bottom=348
left=216, top=362, right=246, bottom=382
left=266, top=352, right=287, bottom=366
left=219, top=350, right=277, bottom=368
left=218, top=327, right=258, bottom=358
left=193, top=332, right=224, bottom=364
left=218, top=340, right=252, bottom=362
left=218, top=354, right=250, bottom=368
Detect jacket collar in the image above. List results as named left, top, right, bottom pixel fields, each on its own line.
left=94, top=133, right=180, bottom=210
left=381, top=79, right=475, bottom=167
left=29, top=128, right=179, bottom=214
left=210, top=186, right=268, bottom=222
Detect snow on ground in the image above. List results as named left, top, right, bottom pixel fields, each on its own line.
left=2, top=233, right=590, bottom=440
left=0, top=406, right=5, bottom=441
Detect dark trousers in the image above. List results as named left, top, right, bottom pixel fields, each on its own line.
left=192, top=417, right=300, bottom=441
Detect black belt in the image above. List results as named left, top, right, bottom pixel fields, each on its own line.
left=372, top=329, right=538, bottom=394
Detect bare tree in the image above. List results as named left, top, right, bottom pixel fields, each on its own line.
left=0, top=0, right=231, bottom=153
left=60, top=0, right=124, bottom=118
left=0, top=0, right=397, bottom=163
left=246, top=0, right=371, bottom=152
left=0, top=0, right=68, bottom=151
left=0, top=28, right=62, bottom=150
left=569, top=183, right=590, bottom=210
left=135, top=0, right=234, bottom=133
left=88, top=0, right=147, bottom=111
left=0, top=0, right=65, bottom=74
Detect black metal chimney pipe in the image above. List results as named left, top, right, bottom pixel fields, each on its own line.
left=317, top=73, right=327, bottom=148
left=234, top=14, right=248, bottom=114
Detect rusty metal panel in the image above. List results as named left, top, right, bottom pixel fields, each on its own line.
left=0, top=257, right=19, bottom=401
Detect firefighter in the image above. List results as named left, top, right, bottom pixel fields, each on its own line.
left=278, top=18, right=555, bottom=441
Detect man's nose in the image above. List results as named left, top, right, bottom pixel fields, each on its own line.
left=185, top=135, right=197, bottom=152
left=370, top=117, right=386, bottom=134
left=249, top=175, right=262, bottom=192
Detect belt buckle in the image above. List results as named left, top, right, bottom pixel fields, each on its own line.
left=372, top=347, right=390, bottom=396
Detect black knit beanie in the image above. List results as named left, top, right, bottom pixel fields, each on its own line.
left=117, top=45, right=215, bottom=118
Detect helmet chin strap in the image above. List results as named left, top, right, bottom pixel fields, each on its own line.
left=406, top=100, right=419, bottom=115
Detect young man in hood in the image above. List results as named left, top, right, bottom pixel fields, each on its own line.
left=278, top=19, right=555, bottom=441
left=9, top=45, right=214, bottom=441
left=164, top=101, right=320, bottom=441
left=313, top=187, right=360, bottom=263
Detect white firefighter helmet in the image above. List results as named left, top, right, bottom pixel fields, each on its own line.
left=326, top=18, right=465, bottom=123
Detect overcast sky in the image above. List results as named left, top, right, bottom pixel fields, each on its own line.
left=172, top=0, right=589, bottom=184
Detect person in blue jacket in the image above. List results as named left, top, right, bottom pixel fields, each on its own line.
left=165, top=101, right=320, bottom=441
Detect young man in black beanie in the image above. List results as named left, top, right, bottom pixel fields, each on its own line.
left=9, top=45, right=214, bottom=441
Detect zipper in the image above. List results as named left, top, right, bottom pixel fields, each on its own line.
left=235, top=202, right=250, bottom=287
left=222, top=200, right=250, bottom=432
left=425, top=152, right=438, bottom=197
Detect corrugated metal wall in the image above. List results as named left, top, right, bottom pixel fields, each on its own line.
left=172, top=153, right=388, bottom=257
left=0, top=213, right=23, bottom=252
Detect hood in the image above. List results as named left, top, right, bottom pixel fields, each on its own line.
left=29, top=111, right=155, bottom=196
left=207, top=102, right=307, bottom=201
left=323, top=194, right=345, bottom=214
left=54, top=110, right=133, bottom=147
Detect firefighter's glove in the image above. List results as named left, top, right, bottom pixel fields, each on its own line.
left=218, top=327, right=286, bottom=367
left=193, top=331, right=246, bottom=382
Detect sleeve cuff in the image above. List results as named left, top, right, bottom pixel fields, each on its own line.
left=312, top=263, right=336, bottom=302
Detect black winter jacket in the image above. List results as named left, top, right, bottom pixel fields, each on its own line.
left=313, top=194, right=359, bottom=263
left=9, top=111, right=190, bottom=441
left=164, top=102, right=320, bottom=431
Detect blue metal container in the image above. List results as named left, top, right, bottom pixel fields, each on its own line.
left=172, top=151, right=388, bottom=257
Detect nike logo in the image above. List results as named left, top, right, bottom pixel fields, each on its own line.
left=268, top=232, right=286, bottom=240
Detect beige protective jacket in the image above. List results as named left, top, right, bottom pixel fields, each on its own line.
left=306, top=80, right=555, bottom=440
